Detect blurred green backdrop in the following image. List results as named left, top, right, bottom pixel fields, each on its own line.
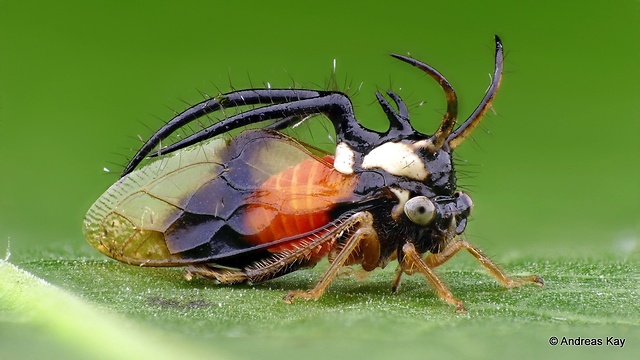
left=1, top=1, right=637, bottom=259
left=0, top=2, right=639, bottom=359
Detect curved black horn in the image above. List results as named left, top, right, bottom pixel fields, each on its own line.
left=447, top=36, right=504, bottom=149
left=390, top=53, right=458, bottom=152
left=122, top=89, right=321, bottom=176
left=122, top=90, right=380, bottom=176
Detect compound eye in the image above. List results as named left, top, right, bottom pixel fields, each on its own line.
left=455, top=192, right=473, bottom=214
left=404, top=196, right=436, bottom=226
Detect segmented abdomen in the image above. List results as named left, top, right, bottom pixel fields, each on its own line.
left=243, top=155, right=357, bottom=252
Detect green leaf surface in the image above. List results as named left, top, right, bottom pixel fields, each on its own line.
left=2, top=250, right=638, bottom=360
left=1, top=1, right=638, bottom=359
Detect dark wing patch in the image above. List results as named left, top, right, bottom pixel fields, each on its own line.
left=84, top=129, right=334, bottom=265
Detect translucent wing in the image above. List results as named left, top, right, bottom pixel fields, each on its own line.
left=83, top=130, right=358, bottom=266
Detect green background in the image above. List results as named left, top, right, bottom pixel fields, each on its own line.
left=0, top=1, right=638, bottom=359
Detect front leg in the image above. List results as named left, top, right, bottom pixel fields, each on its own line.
left=400, top=239, right=544, bottom=312
left=401, top=242, right=466, bottom=312
left=425, top=238, right=544, bottom=288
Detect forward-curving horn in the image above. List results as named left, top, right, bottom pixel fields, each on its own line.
left=390, top=54, right=458, bottom=153
left=447, top=36, right=504, bottom=150
left=391, top=36, right=504, bottom=152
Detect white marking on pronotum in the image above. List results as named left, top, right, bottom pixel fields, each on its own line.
left=389, top=187, right=410, bottom=221
left=361, top=142, right=428, bottom=181
left=333, top=142, right=355, bottom=175
left=412, top=139, right=430, bottom=149
left=412, top=139, right=441, bottom=153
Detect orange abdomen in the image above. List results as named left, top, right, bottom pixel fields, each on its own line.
left=243, top=155, right=357, bottom=252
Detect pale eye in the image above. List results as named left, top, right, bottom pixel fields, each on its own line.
left=404, top=196, right=436, bottom=226
left=456, top=192, right=473, bottom=212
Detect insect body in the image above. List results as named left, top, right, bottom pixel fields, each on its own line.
left=84, top=36, right=543, bottom=312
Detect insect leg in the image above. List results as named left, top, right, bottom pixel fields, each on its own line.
left=184, top=265, right=248, bottom=284
left=184, top=226, right=344, bottom=285
left=424, top=238, right=544, bottom=287
left=391, top=265, right=404, bottom=293
left=283, top=211, right=380, bottom=303
left=400, top=242, right=466, bottom=312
